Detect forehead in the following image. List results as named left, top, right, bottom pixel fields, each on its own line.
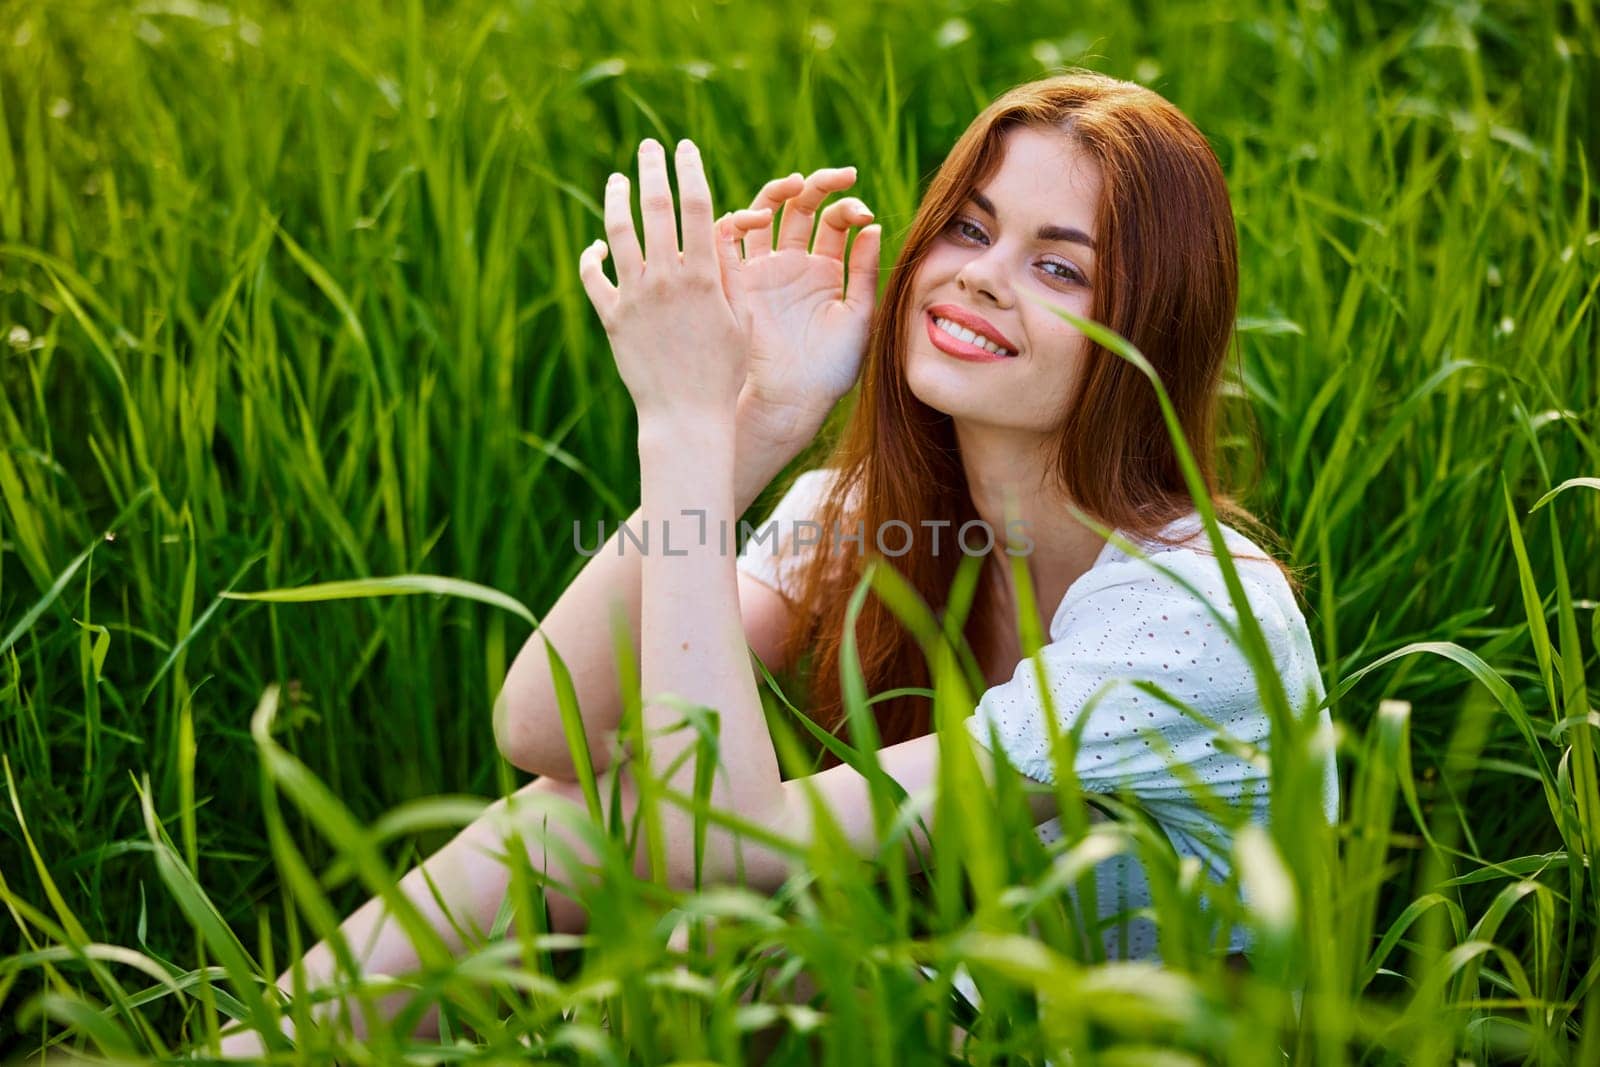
left=973, top=126, right=1101, bottom=232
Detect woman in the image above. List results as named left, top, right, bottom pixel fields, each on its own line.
left=220, top=69, right=1338, bottom=1055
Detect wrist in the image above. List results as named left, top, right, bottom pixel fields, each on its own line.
left=638, top=412, right=738, bottom=461
left=738, top=389, right=834, bottom=447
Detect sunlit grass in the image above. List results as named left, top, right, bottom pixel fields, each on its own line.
left=2, top=0, right=1597, bottom=1061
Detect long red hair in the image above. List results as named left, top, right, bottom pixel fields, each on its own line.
left=777, top=70, right=1299, bottom=769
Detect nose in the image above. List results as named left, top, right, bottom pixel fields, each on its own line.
left=955, top=244, right=1012, bottom=307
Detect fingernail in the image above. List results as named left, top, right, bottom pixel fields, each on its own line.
left=678, top=138, right=698, bottom=154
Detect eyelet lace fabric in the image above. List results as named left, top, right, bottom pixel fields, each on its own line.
left=737, top=467, right=1340, bottom=966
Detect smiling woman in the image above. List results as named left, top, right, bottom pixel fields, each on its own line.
left=733, top=68, right=1339, bottom=983
left=780, top=71, right=1311, bottom=770
left=219, top=69, right=1336, bottom=1057
left=913, top=129, right=1101, bottom=379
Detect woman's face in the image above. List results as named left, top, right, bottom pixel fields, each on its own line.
left=904, top=126, right=1102, bottom=435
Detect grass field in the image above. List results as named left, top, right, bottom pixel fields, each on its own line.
left=2, top=0, right=1598, bottom=1061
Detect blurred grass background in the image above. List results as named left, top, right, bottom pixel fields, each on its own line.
left=2, top=0, right=1598, bottom=1061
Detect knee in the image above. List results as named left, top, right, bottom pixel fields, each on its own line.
left=465, top=776, right=595, bottom=865
left=481, top=772, right=642, bottom=876
left=526, top=774, right=588, bottom=807
left=486, top=774, right=587, bottom=821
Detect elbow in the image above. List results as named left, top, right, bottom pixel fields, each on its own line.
left=492, top=684, right=596, bottom=779
left=492, top=688, right=540, bottom=773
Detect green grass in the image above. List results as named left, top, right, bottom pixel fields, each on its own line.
left=2, top=0, right=1598, bottom=1061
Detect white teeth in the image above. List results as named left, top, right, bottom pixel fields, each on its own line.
left=934, top=316, right=1013, bottom=356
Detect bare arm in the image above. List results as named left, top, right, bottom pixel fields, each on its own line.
left=496, top=157, right=876, bottom=781
left=492, top=396, right=816, bottom=779
left=643, top=717, right=1097, bottom=894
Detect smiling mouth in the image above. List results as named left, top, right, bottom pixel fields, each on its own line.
left=924, top=311, right=1017, bottom=361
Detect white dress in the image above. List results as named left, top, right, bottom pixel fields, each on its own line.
left=736, top=467, right=1340, bottom=974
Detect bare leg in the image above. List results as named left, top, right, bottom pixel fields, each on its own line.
left=217, top=772, right=622, bottom=1057
left=215, top=768, right=941, bottom=1060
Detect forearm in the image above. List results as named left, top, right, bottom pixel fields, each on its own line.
left=494, top=402, right=814, bottom=779
left=637, top=415, right=785, bottom=885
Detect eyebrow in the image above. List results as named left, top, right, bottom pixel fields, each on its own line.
left=970, top=190, right=1097, bottom=253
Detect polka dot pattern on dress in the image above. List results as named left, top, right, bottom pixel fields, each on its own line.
left=963, top=513, right=1340, bottom=962
left=737, top=468, right=1342, bottom=965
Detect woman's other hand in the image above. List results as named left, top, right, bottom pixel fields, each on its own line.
left=577, top=137, right=760, bottom=428
left=726, top=166, right=882, bottom=445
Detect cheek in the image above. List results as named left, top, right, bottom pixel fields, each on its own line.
left=1025, top=333, right=1092, bottom=416
left=1024, top=312, right=1089, bottom=363
left=913, top=244, right=966, bottom=288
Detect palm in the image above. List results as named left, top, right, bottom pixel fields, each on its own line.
left=739, top=247, right=869, bottom=417
left=719, top=166, right=881, bottom=432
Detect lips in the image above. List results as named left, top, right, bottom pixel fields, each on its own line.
left=924, top=311, right=1013, bottom=363
left=927, top=303, right=1018, bottom=353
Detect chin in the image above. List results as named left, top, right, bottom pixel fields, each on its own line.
left=905, top=351, right=986, bottom=419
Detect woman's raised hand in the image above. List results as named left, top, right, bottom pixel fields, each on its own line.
left=577, top=137, right=764, bottom=428
left=725, top=165, right=882, bottom=442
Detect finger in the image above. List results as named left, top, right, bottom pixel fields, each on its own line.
left=716, top=212, right=770, bottom=268
left=776, top=166, right=858, bottom=252
left=603, top=172, right=643, bottom=282
left=741, top=172, right=804, bottom=258
left=725, top=207, right=775, bottom=235
left=845, top=224, right=882, bottom=312
left=812, top=197, right=874, bottom=264
left=720, top=208, right=775, bottom=258
left=636, top=138, right=678, bottom=266
left=714, top=213, right=748, bottom=320
left=577, top=239, right=618, bottom=326
left=674, top=139, right=716, bottom=271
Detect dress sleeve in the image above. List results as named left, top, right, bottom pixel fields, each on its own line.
left=735, top=468, right=841, bottom=601
left=964, top=549, right=1302, bottom=809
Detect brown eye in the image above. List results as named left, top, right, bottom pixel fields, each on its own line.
left=1042, top=260, right=1088, bottom=286
left=946, top=217, right=986, bottom=243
